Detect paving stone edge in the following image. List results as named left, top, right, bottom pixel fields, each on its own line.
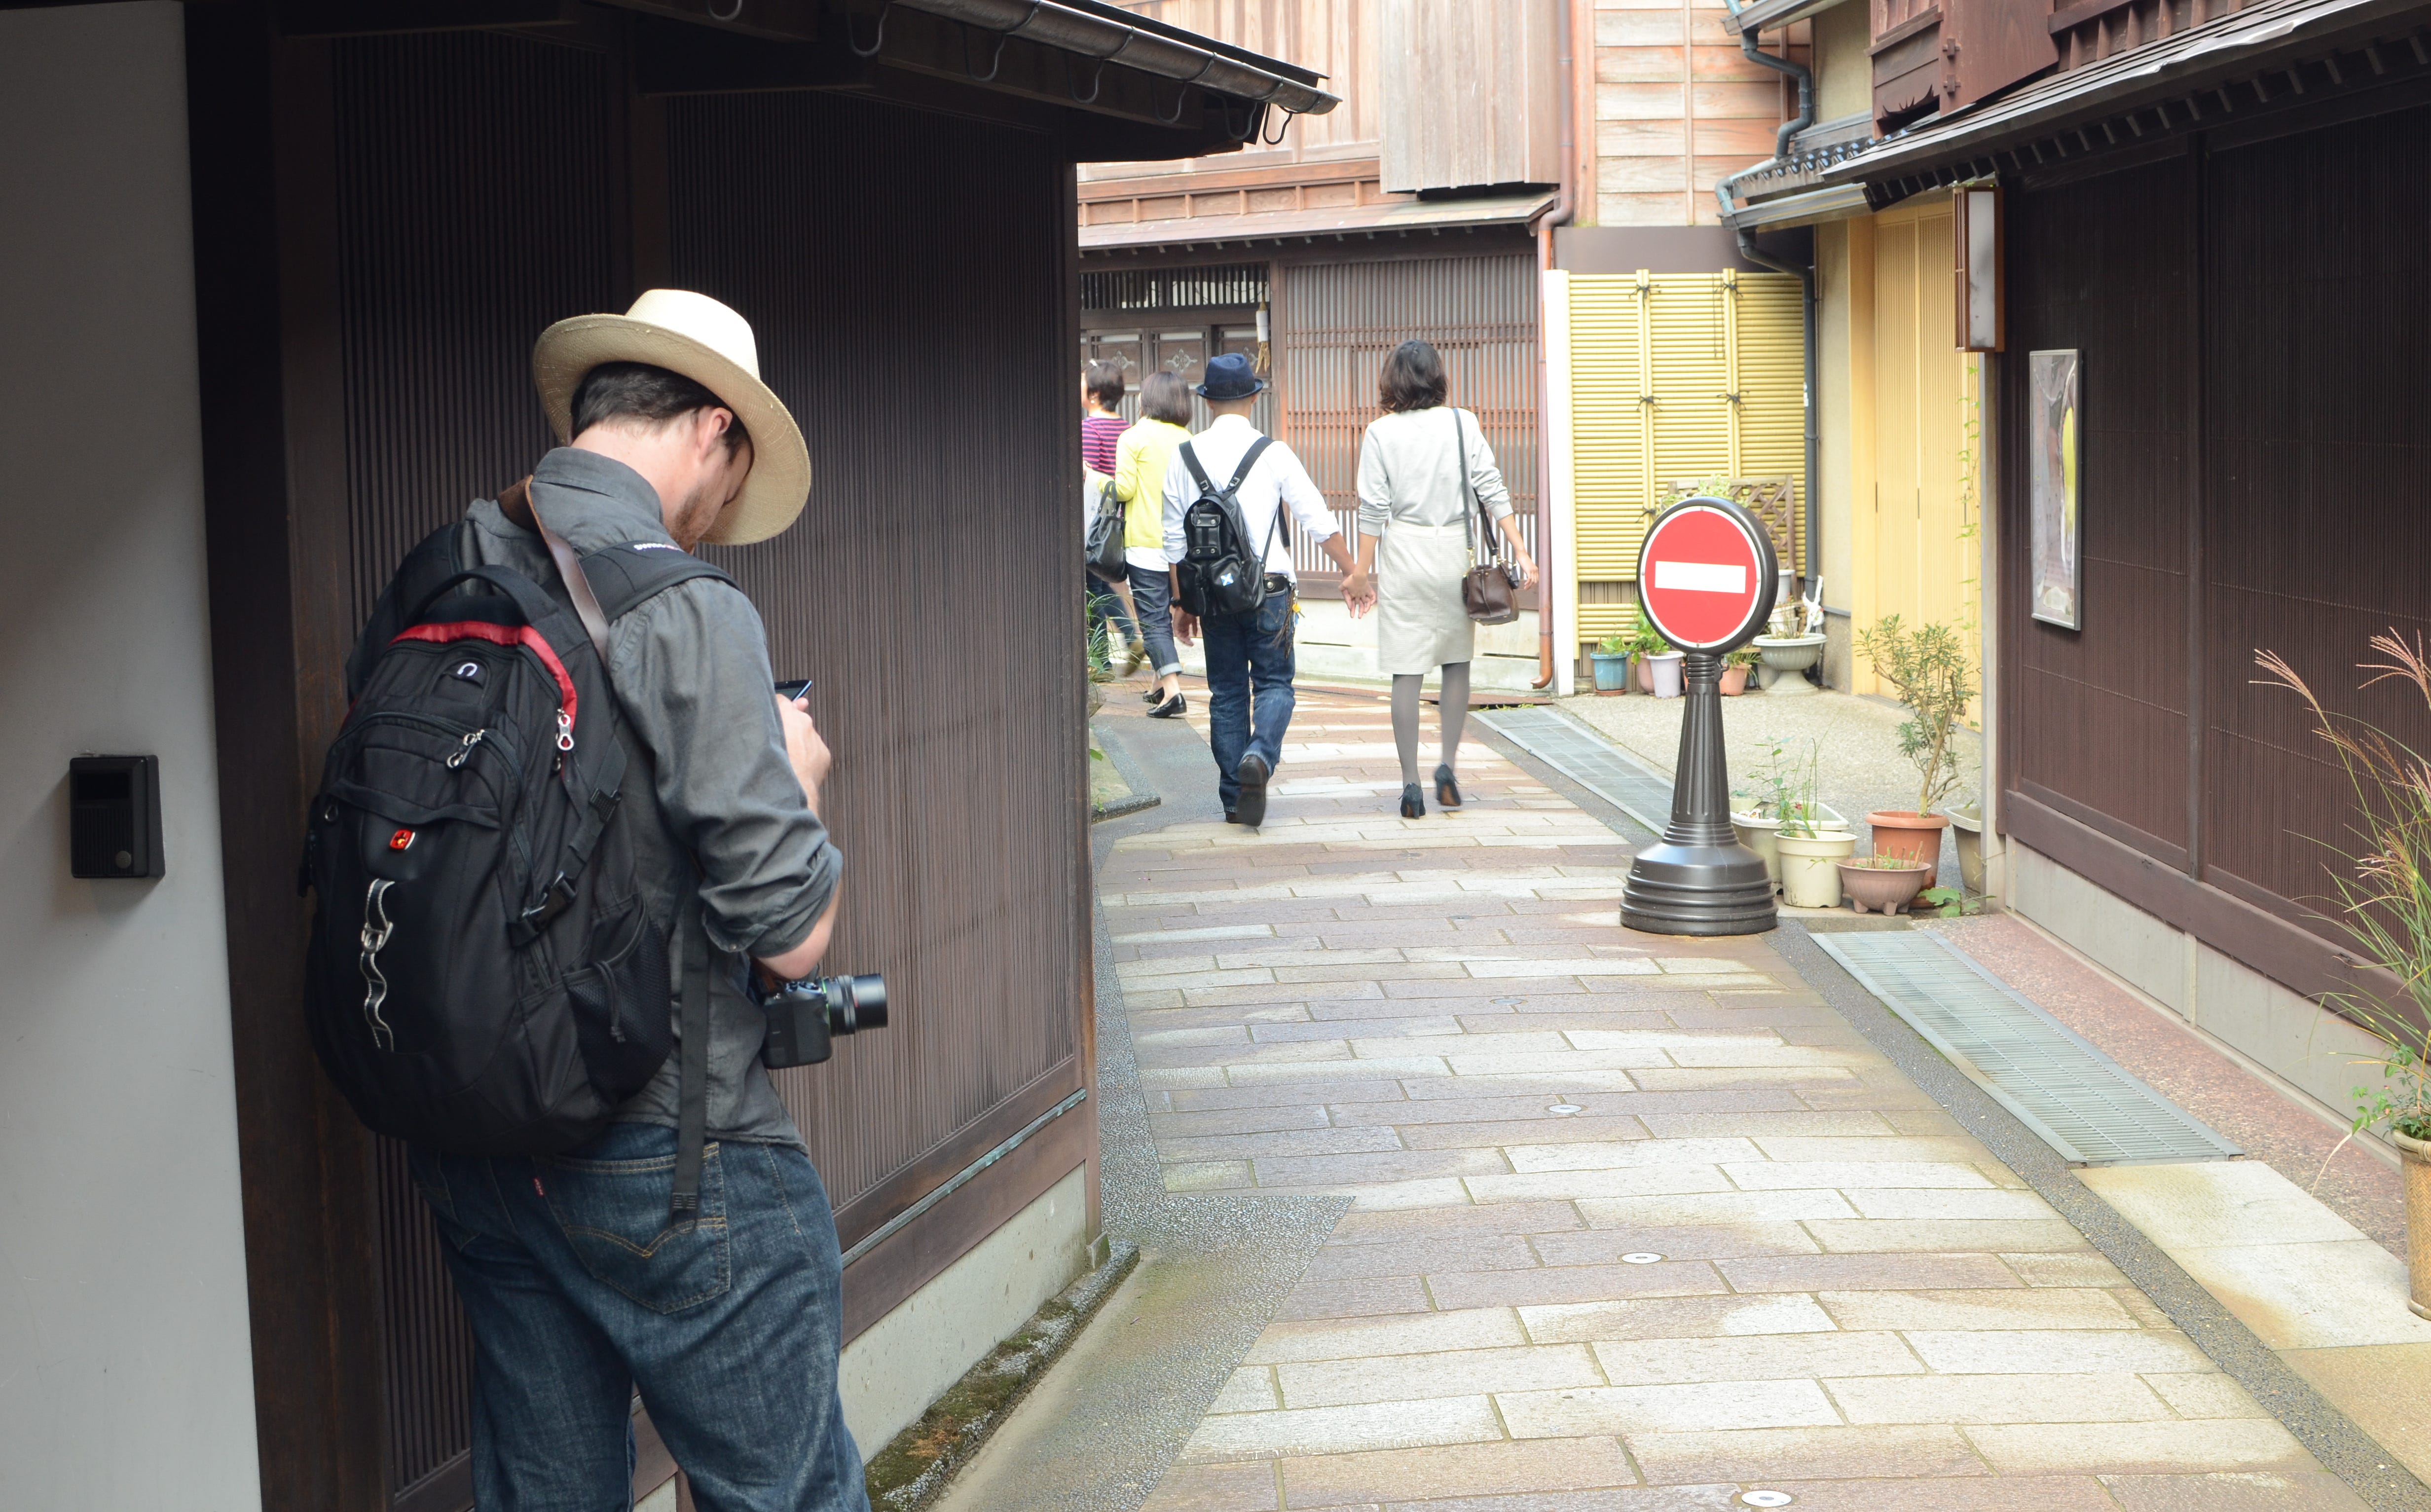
left=1773, top=920, right=2431, bottom=1512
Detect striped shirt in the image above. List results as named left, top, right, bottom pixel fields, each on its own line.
left=1082, top=413, right=1124, bottom=476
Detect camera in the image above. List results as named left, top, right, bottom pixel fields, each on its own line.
left=757, top=973, right=888, bottom=1068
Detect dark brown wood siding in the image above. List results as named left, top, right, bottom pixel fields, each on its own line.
left=665, top=88, right=1090, bottom=1251
left=2000, top=153, right=2193, bottom=865
left=1997, top=101, right=2431, bottom=1004
left=288, top=26, right=1089, bottom=1511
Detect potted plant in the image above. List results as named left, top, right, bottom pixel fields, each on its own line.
left=1630, top=619, right=1684, bottom=698
left=1721, top=645, right=1758, bottom=697
left=1590, top=633, right=1631, bottom=695
left=2260, top=634, right=2431, bottom=1316
left=1945, top=798, right=1986, bottom=893
left=1856, top=614, right=1975, bottom=869
left=1753, top=585, right=1826, bottom=695
left=1731, top=736, right=1799, bottom=888
left=1770, top=749, right=1857, bottom=908
left=1837, top=852, right=1936, bottom=914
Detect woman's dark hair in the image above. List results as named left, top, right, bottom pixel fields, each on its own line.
left=571, top=361, right=750, bottom=456
left=1083, top=358, right=1129, bottom=411
left=1378, top=339, right=1447, bottom=413
left=1139, top=369, right=1193, bottom=426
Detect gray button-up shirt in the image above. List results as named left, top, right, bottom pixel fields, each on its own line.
left=452, top=447, right=839, bottom=1146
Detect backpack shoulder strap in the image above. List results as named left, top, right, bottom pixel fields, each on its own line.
left=1179, top=440, right=1216, bottom=495
left=1227, top=435, right=1273, bottom=494
left=579, top=541, right=739, bottom=624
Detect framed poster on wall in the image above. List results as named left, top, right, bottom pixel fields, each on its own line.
left=2028, top=348, right=2081, bottom=629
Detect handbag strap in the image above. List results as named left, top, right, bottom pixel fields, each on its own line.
left=1450, top=408, right=1499, bottom=568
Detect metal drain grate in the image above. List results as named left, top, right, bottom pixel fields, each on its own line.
left=1477, top=706, right=1674, bottom=835
left=1816, top=930, right=2241, bottom=1166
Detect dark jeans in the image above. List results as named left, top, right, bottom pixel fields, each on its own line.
left=1201, top=588, right=1296, bottom=811
left=410, top=1122, right=869, bottom=1512
left=1127, top=562, right=1181, bottom=678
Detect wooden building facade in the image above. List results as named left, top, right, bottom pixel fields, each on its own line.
left=1794, top=0, right=2431, bottom=1126
left=0, top=2, right=1329, bottom=1508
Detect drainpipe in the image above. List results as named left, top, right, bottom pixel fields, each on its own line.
left=1715, top=2, right=1819, bottom=638
left=1530, top=0, right=1582, bottom=691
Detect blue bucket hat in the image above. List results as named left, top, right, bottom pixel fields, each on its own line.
left=1195, top=352, right=1265, bottom=401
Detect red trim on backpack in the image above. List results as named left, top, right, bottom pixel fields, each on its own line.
left=393, top=622, right=578, bottom=727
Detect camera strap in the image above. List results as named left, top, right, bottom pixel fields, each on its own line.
left=670, top=896, right=712, bottom=1217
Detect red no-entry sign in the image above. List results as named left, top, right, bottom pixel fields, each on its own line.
left=1635, top=499, right=1779, bottom=652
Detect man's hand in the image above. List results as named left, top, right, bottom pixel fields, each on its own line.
left=1340, top=570, right=1375, bottom=618
left=1172, top=605, right=1199, bottom=646
left=776, top=693, right=831, bottom=811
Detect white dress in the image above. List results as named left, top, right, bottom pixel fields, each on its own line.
left=1357, top=407, right=1513, bottom=676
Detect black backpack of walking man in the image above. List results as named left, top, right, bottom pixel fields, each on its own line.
left=1174, top=354, right=1285, bottom=621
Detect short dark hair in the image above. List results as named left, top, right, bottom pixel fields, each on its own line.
left=1139, top=369, right=1192, bottom=427
left=1378, top=339, right=1447, bottom=412
left=571, top=361, right=750, bottom=457
left=1083, top=358, right=1128, bottom=411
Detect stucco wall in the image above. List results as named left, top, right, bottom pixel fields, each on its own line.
left=0, top=5, right=263, bottom=1504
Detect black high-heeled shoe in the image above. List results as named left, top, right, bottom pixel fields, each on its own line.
left=1435, top=764, right=1463, bottom=809
left=1399, top=783, right=1426, bottom=819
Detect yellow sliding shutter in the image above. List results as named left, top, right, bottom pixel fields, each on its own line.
left=1567, top=269, right=1805, bottom=641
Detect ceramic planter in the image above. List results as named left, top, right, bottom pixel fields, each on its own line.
left=1753, top=633, right=1826, bottom=696
left=1637, top=655, right=1655, bottom=693
left=1776, top=830, right=1857, bottom=908
left=1720, top=664, right=1750, bottom=696
left=1867, top=810, right=1950, bottom=868
left=1590, top=651, right=1630, bottom=695
left=1945, top=801, right=1985, bottom=892
left=1731, top=811, right=1783, bottom=887
left=2394, top=1128, right=2431, bottom=1320
left=1837, top=859, right=1935, bottom=914
left=1647, top=651, right=1685, bottom=699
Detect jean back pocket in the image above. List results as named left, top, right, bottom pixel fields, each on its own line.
left=537, top=1140, right=731, bottom=1314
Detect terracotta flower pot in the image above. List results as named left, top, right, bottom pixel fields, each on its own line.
left=1637, top=655, right=1655, bottom=693
left=1867, top=810, right=1950, bottom=867
left=2393, top=1128, right=2431, bottom=1320
left=1720, top=664, right=1749, bottom=696
left=1836, top=859, right=1934, bottom=915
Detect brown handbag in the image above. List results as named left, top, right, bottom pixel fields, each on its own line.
left=1454, top=409, right=1522, bottom=625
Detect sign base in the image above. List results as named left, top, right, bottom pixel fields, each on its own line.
left=1621, top=842, right=1778, bottom=936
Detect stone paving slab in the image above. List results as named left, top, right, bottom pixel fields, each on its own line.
left=1105, top=691, right=2365, bottom=1512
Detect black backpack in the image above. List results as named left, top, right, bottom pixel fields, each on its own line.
left=1174, top=437, right=1281, bottom=620
left=303, top=482, right=731, bottom=1201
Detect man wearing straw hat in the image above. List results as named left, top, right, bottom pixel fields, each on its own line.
left=403, top=291, right=868, bottom=1510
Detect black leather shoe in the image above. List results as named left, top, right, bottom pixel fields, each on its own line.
left=1400, top=783, right=1426, bottom=819
left=1435, top=764, right=1463, bottom=809
left=1148, top=692, right=1187, bottom=719
left=1142, top=686, right=1165, bottom=703
left=1233, top=753, right=1271, bottom=828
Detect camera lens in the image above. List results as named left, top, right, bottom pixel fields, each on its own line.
left=839, top=974, right=887, bottom=1032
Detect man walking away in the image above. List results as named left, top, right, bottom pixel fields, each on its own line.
left=364, top=291, right=867, bottom=1511
left=1163, top=352, right=1367, bottom=827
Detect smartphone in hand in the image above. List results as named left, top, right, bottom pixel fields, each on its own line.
left=775, top=678, right=814, bottom=701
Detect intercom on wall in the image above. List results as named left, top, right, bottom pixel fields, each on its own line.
left=70, top=755, right=164, bottom=879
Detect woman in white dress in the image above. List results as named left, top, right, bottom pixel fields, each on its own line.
left=1352, top=340, right=1538, bottom=819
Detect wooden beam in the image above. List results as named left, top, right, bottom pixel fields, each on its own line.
left=275, top=0, right=577, bottom=37
left=632, top=13, right=871, bottom=94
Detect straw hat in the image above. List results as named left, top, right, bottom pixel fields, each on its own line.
left=531, top=290, right=810, bottom=546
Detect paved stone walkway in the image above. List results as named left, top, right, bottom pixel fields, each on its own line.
left=1102, top=690, right=2364, bottom=1511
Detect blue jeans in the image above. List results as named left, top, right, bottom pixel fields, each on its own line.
left=410, top=1123, right=869, bottom=1512
left=1201, top=588, right=1296, bottom=811
left=1127, top=563, right=1181, bottom=678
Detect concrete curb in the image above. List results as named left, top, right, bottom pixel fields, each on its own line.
left=1773, top=920, right=2431, bottom=1512
left=865, top=1239, right=1145, bottom=1512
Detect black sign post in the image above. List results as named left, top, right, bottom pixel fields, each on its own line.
left=1620, top=497, right=1780, bottom=937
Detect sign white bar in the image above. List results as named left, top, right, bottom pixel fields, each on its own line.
left=1651, top=560, right=1747, bottom=594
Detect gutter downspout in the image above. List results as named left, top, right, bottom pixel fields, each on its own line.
left=1716, top=2, right=1819, bottom=627
left=1531, top=0, right=1582, bottom=691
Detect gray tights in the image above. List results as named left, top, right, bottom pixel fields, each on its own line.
left=1392, top=662, right=1470, bottom=788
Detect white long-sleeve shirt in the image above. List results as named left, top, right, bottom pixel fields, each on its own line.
left=1160, top=413, right=1337, bottom=581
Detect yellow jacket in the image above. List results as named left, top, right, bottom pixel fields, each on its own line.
left=1113, top=417, right=1189, bottom=554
